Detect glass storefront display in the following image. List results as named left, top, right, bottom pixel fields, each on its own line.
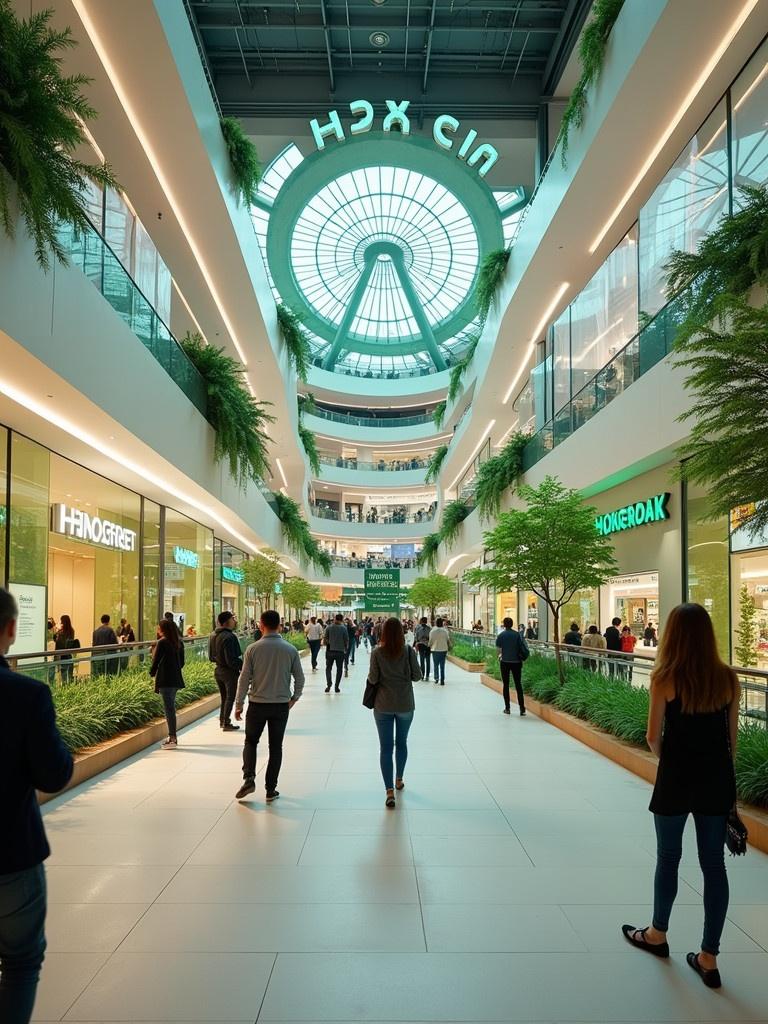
left=142, top=499, right=161, bottom=641
left=560, top=588, right=599, bottom=633
left=163, top=507, right=214, bottom=637
left=601, top=572, right=660, bottom=651
left=686, top=482, right=729, bottom=657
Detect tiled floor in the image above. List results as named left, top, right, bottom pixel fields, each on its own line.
left=36, top=647, right=768, bottom=1022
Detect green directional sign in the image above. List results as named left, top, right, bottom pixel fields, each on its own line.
left=364, top=568, right=400, bottom=613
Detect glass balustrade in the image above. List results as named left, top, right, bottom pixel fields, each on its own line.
left=58, top=221, right=208, bottom=417
left=309, top=407, right=434, bottom=427
left=318, top=455, right=430, bottom=472
left=310, top=504, right=436, bottom=524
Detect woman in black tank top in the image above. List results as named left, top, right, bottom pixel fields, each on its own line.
left=621, top=603, right=740, bottom=990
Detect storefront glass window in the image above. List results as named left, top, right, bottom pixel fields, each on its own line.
left=731, top=38, right=768, bottom=193
left=10, top=434, right=50, bottom=588
left=47, top=456, right=140, bottom=646
left=686, top=483, right=729, bottom=658
left=639, top=100, right=729, bottom=318
left=0, top=426, right=7, bottom=587
left=731, top=550, right=768, bottom=671
left=560, top=588, right=598, bottom=633
left=163, top=507, right=213, bottom=637
left=142, top=499, right=161, bottom=641
left=552, top=310, right=571, bottom=414
left=221, top=543, right=247, bottom=625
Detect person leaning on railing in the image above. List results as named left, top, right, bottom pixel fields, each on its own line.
left=581, top=625, right=606, bottom=672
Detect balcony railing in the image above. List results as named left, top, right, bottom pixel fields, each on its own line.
left=311, top=505, right=436, bottom=525
left=58, top=221, right=208, bottom=417
left=310, top=407, right=435, bottom=428
left=318, top=455, right=430, bottom=473
left=522, top=288, right=687, bottom=471
left=326, top=554, right=420, bottom=569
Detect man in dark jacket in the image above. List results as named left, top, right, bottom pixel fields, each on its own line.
left=495, top=617, right=529, bottom=716
left=209, top=611, right=243, bottom=731
left=414, top=617, right=431, bottom=680
left=0, top=588, right=73, bottom=1023
left=324, top=614, right=348, bottom=693
left=92, top=613, right=118, bottom=676
left=604, top=616, right=622, bottom=677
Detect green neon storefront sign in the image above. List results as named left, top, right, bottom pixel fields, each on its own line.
left=221, top=566, right=244, bottom=585
left=595, top=493, right=671, bottom=536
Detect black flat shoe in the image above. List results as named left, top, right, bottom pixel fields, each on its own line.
left=687, top=952, right=721, bottom=988
left=621, top=925, right=669, bottom=958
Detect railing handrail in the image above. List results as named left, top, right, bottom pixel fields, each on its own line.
left=318, top=454, right=430, bottom=472
left=309, top=407, right=434, bottom=428
left=10, top=630, right=253, bottom=664
left=310, top=504, right=436, bottom=524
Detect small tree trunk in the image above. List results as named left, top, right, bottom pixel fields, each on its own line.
left=549, top=602, right=564, bottom=685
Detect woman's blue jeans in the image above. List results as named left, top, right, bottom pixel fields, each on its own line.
left=653, top=812, right=729, bottom=955
left=158, top=687, right=177, bottom=738
left=432, top=651, right=447, bottom=683
left=374, top=710, right=414, bottom=789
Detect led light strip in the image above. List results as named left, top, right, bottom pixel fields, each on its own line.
left=448, top=419, right=496, bottom=492
left=0, top=379, right=271, bottom=556
left=72, top=1, right=251, bottom=370
left=589, top=0, right=761, bottom=254
left=275, top=458, right=289, bottom=489
left=503, top=283, right=570, bottom=405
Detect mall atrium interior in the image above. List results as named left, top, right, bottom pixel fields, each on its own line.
left=2, top=0, right=768, bottom=1021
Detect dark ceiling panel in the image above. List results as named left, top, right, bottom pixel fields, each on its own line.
left=184, top=0, right=589, bottom=120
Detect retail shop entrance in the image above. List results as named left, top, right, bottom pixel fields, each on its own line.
left=601, top=572, right=659, bottom=647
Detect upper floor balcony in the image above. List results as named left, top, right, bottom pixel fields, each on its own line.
left=316, top=453, right=429, bottom=489
left=304, top=408, right=441, bottom=444
left=309, top=503, right=436, bottom=539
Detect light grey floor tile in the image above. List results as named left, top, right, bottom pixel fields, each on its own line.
left=411, top=834, right=531, bottom=866
left=32, top=953, right=109, bottom=1021
left=63, top=953, right=275, bottom=1020
left=45, top=865, right=180, bottom=904
left=423, top=904, right=586, bottom=952
left=406, top=809, right=514, bottom=836
left=727, top=905, right=768, bottom=950
left=187, top=833, right=306, bottom=866
left=308, top=808, right=410, bottom=835
left=120, top=901, right=425, bottom=952
left=45, top=903, right=150, bottom=952
left=518, top=834, right=656, bottom=867
left=46, top=833, right=202, bottom=866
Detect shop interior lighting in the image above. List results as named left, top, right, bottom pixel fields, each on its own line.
left=589, top=0, right=761, bottom=254
left=503, top=282, right=570, bottom=405
left=449, top=419, right=496, bottom=492
left=72, top=1, right=252, bottom=372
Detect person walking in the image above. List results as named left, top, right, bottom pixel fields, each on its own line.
left=208, top=611, right=243, bottom=731
left=91, top=613, right=118, bottom=676
left=620, top=625, right=637, bottom=681
left=305, top=616, right=323, bottom=671
left=429, top=617, right=451, bottom=685
left=604, top=616, right=622, bottom=677
left=414, top=616, right=431, bottom=680
left=344, top=617, right=357, bottom=671
left=149, top=619, right=186, bottom=749
left=621, top=603, right=740, bottom=990
left=495, top=617, right=529, bottom=716
left=54, top=615, right=79, bottom=684
left=234, top=610, right=305, bottom=802
left=324, top=613, right=348, bottom=692
left=581, top=624, right=607, bottom=672
left=368, top=617, right=422, bottom=807
left=0, top=588, right=73, bottom=1024
left=644, top=621, right=658, bottom=647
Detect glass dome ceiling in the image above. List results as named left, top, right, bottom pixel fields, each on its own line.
left=251, top=134, right=525, bottom=379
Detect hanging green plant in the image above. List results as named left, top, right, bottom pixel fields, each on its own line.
left=474, top=431, right=531, bottom=521
left=446, top=335, right=480, bottom=404
left=475, top=249, right=511, bottom=321
left=180, top=332, right=274, bottom=488
left=0, top=1, right=119, bottom=269
left=560, top=0, right=625, bottom=164
left=304, top=535, right=333, bottom=575
left=439, top=499, right=471, bottom=548
left=432, top=400, right=447, bottom=428
left=277, top=303, right=312, bottom=382
left=666, top=183, right=768, bottom=346
left=297, top=391, right=317, bottom=415
left=298, top=423, right=321, bottom=476
left=271, top=491, right=331, bottom=575
left=425, top=444, right=449, bottom=484
left=220, top=116, right=261, bottom=207
left=417, top=533, right=441, bottom=572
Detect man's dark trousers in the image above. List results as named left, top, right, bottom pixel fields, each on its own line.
left=215, top=668, right=237, bottom=726
left=308, top=639, right=321, bottom=669
left=242, top=702, right=290, bottom=791
left=417, top=645, right=430, bottom=679
left=500, top=661, right=525, bottom=713
left=325, top=650, right=344, bottom=689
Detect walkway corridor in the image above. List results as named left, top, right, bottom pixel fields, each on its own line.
left=38, top=651, right=768, bottom=1022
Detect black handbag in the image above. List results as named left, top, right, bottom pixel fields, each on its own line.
left=362, top=679, right=378, bottom=709
left=724, top=708, right=748, bottom=856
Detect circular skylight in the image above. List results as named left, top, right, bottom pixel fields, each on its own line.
left=289, top=166, right=479, bottom=343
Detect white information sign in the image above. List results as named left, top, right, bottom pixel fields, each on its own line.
left=11, top=583, right=48, bottom=656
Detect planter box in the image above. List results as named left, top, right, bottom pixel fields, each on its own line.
left=448, top=654, right=485, bottom=673
left=480, top=673, right=768, bottom=856
left=39, top=692, right=220, bottom=805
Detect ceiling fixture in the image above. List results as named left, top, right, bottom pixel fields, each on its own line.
left=369, top=31, right=390, bottom=48
left=370, top=0, right=388, bottom=6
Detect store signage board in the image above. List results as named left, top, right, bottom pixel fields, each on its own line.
left=51, top=503, right=137, bottom=552
left=173, top=546, right=199, bottom=569
left=595, top=493, right=670, bottom=536
left=310, top=100, right=499, bottom=177
left=12, top=583, right=47, bottom=656
left=364, top=568, right=401, bottom=612
left=222, top=566, right=243, bottom=584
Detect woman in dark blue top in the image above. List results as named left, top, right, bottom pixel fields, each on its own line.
left=150, top=619, right=186, bottom=749
left=621, top=603, right=740, bottom=990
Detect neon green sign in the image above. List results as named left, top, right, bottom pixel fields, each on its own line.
left=221, top=566, right=243, bottom=584
left=310, top=100, right=499, bottom=177
left=595, top=493, right=671, bottom=536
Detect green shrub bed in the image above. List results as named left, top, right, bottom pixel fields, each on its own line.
left=52, top=662, right=217, bottom=753
left=484, top=653, right=768, bottom=809
left=285, top=631, right=308, bottom=651
left=451, top=641, right=488, bottom=664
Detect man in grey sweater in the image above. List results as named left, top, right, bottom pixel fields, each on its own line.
left=324, top=613, right=349, bottom=693
left=234, top=610, right=305, bottom=801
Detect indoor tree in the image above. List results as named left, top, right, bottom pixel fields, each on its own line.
left=241, top=549, right=282, bottom=612
left=0, top=0, right=119, bottom=268
left=464, top=476, right=617, bottom=683
left=735, top=583, right=758, bottom=668
left=180, top=332, right=274, bottom=488
left=408, top=574, right=456, bottom=624
left=282, top=577, right=321, bottom=623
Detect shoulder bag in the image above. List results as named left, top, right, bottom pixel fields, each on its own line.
left=724, top=707, right=748, bottom=856
left=363, top=649, right=379, bottom=709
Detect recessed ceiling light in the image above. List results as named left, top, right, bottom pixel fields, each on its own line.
left=369, top=30, right=390, bottom=47
left=371, top=0, right=387, bottom=5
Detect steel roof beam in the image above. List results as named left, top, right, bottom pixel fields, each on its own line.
left=319, top=0, right=336, bottom=92
left=421, top=0, right=437, bottom=96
